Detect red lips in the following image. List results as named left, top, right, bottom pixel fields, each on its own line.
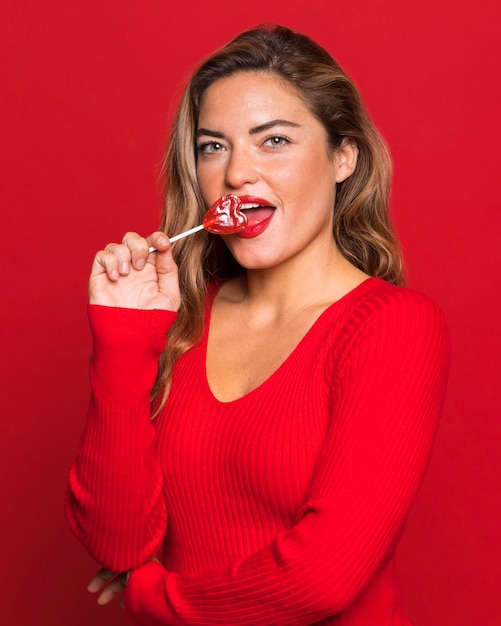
left=202, top=195, right=276, bottom=239
left=236, top=195, right=275, bottom=238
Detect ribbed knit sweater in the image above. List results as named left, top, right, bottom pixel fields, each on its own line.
left=65, top=277, right=450, bottom=625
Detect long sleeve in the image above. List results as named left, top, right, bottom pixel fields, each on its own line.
left=64, top=304, right=177, bottom=571
left=124, top=286, right=451, bottom=625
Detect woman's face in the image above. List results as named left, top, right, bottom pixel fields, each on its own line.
left=195, top=71, right=356, bottom=270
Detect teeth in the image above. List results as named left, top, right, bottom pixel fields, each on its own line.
left=241, top=203, right=261, bottom=210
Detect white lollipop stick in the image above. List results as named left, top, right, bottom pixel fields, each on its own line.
left=148, top=224, right=204, bottom=253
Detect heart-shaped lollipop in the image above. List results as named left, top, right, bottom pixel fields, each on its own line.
left=202, top=194, right=247, bottom=234
left=149, top=195, right=247, bottom=251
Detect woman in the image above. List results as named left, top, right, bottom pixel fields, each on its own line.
left=65, top=24, right=450, bottom=625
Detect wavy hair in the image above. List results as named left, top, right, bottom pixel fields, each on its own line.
left=153, top=23, right=405, bottom=412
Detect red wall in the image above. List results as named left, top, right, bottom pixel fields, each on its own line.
left=1, top=1, right=499, bottom=624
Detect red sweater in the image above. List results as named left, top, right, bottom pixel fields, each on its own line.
left=65, top=278, right=450, bottom=625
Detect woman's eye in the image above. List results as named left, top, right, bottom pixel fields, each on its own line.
left=196, top=141, right=225, bottom=154
left=263, top=135, right=290, bottom=148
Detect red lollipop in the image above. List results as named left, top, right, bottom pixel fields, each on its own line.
left=202, top=194, right=247, bottom=234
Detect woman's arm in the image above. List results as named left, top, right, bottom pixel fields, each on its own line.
left=64, top=232, right=180, bottom=571
left=64, top=304, right=177, bottom=570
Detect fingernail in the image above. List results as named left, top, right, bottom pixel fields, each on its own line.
left=158, top=237, right=169, bottom=246
left=121, top=262, right=129, bottom=274
left=136, top=258, right=146, bottom=269
left=111, top=270, right=119, bottom=280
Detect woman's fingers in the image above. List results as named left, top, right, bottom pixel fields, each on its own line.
left=92, top=248, right=120, bottom=281
left=96, top=571, right=128, bottom=605
left=87, top=568, right=128, bottom=606
left=87, top=561, right=157, bottom=607
left=122, top=231, right=151, bottom=270
left=92, top=231, right=169, bottom=280
left=146, top=231, right=171, bottom=253
left=87, top=567, right=116, bottom=592
left=146, top=232, right=181, bottom=310
left=101, top=244, right=133, bottom=279
left=91, top=232, right=152, bottom=280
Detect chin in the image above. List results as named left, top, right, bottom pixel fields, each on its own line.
left=225, top=241, right=279, bottom=270
left=234, top=259, right=276, bottom=271
left=229, top=253, right=280, bottom=272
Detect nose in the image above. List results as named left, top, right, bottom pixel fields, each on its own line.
left=224, top=145, right=258, bottom=190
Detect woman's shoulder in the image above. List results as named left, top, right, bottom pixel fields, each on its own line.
left=319, top=278, right=451, bottom=385
left=345, top=277, right=446, bottom=321
left=321, top=277, right=450, bottom=353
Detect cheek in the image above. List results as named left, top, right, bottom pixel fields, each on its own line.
left=268, top=158, right=306, bottom=192
left=196, top=166, right=214, bottom=201
left=196, top=155, right=228, bottom=192
left=281, top=152, right=322, bottom=184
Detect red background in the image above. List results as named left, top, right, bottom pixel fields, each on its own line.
left=1, top=1, right=500, bottom=624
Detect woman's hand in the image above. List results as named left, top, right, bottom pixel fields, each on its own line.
left=87, top=567, right=128, bottom=607
left=88, top=558, right=161, bottom=607
left=89, top=231, right=181, bottom=311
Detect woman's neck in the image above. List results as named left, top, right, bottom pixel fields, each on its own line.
left=225, top=241, right=368, bottom=317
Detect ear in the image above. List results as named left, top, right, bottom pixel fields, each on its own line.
left=334, top=139, right=358, bottom=183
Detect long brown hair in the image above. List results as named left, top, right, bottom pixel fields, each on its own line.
left=153, top=24, right=404, bottom=412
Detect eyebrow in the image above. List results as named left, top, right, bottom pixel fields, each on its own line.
left=249, top=119, right=301, bottom=135
left=196, top=119, right=301, bottom=140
